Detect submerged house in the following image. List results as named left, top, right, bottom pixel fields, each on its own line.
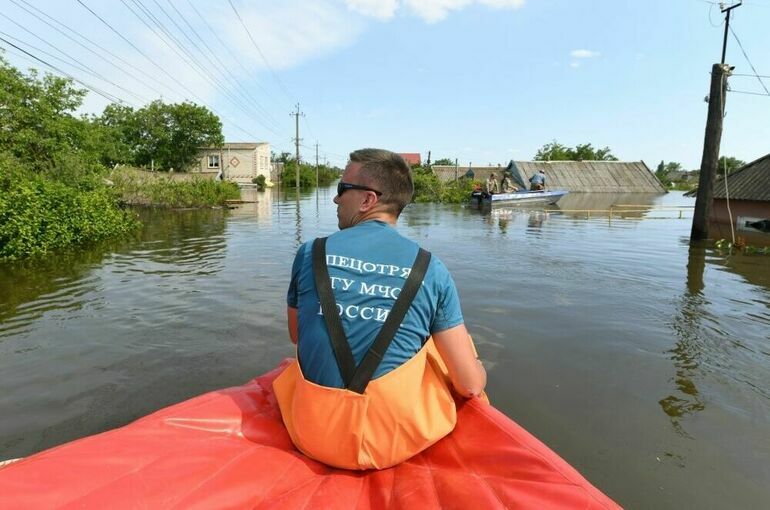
left=432, top=160, right=667, bottom=193
left=193, top=143, right=271, bottom=184
left=704, top=154, right=770, bottom=231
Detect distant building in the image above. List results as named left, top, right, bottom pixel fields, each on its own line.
left=398, top=153, right=422, bottom=167
left=432, top=160, right=667, bottom=193
left=194, top=142, right=271, bottom=184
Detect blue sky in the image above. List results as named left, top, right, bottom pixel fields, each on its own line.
left=1, top=0, right=768, bottom=169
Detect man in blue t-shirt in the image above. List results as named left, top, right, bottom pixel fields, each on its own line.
left=529, top=169, right=546, bottom=191
left=286, top=148, right=486, bottom=397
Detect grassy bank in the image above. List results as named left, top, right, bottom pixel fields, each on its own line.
left=110, top=167, right=240, bottom=208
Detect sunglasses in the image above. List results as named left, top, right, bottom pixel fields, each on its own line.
left=336, top=181, right=382, bottom=197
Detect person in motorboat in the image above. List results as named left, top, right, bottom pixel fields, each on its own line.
left=276, top=148, right=486, bottom=470
left=485, top=172, right=500, bottom=194
left=529, top=169, right=546, bottom=191
left=500, top=173, right=518, bottom=193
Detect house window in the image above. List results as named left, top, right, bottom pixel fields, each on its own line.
left=208, top=154, right=220, bottom=168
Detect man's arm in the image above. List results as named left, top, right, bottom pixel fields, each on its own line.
left=287, top=306, right=298, bottom=345
left=433, top=324, right=486, bottom=398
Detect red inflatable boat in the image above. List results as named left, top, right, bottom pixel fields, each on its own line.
left=0, top=360, right=620, bottom=509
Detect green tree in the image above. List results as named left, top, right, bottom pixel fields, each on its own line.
left=433, top=158, right=455, bottom=166
left=717, top=156, right=745, bottom=174
left=534, top=140, right=618, bottom=161
left=97, top=100, right=223, bottom=171
left=655, top=161, right=683, bottom=187
left=0, top=55, right=92, bottom=169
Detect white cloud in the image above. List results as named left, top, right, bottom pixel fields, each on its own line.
left=570, top=49, right=600, bottom=59
left=223, top=1, right=361, bottom=71
left=345, top=0, right=399, bottom=19
left=346, top=0, right=525, bottom=23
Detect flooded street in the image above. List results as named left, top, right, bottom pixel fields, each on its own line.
left=1, top=188, right=768, bottom=509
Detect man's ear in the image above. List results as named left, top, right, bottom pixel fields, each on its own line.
left=358, top=192, right=379, bottom=212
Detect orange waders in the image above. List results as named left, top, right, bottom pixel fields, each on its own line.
left=274, top=238, right=457, bottom=470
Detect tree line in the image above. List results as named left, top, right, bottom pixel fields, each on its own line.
left=0, top=56, right=233, bottom=261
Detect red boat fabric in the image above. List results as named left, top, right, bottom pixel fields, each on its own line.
left=0, top=360, right=621, bottom=509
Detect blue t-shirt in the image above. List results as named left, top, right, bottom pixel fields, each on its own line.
left=287, top=220, right=464, bottom=388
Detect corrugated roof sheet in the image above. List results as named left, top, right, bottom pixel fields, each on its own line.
left=712, top=153, right=770, bottom=201
left=511, top=161, right=666, bottom=193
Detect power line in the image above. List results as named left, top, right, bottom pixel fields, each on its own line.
left=732, top=73, right=770, bottom=78
left=74, top=0, right=201, bottom=102
left=728, top=89, right=770, bottom=96
left=180, top=0, right=282, bottom=109
left=227, top=0, right=294, bottom=105
left=120, top=0, right=283, bottom=136
left=0, top=14, right=151, bottom=104
left=728, top=25, right=770, bottom=95
left=162, top=0, right=283, bottom=131
left=0, top=36, right=129, bottom=105
left=72, top=0, right=272, bottom=140
left=8, top=0, right=171, bottom=99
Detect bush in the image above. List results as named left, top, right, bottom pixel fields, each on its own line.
left=280, top=162, right=340, bottom=188
left=412, top=167, right=475, bottom=203
left=110, top=169, right=240, bottom=207
left=0, top=157, right=138, bottom=261
left=253, top=174, right=267, bottom=190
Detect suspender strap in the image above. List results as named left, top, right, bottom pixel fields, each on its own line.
left=347, top=247, right=431, bottom=394
left=312, top=237, right=357, bottom=386
left=312, top=237, right=432, bottom=394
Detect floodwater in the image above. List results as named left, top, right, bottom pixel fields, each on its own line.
left=1, top=188, right=768, bottom=509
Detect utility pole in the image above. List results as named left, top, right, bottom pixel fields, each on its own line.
left=315, top=141, right=319, bottom=187
left=290, top=103, right=304, bottom=190
left=691, top=1, right=740, bottom=241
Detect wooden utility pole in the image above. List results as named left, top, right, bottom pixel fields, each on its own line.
left=315, top=141, right=319, bottom=187
left=290, top=104, right=304, bottom=190
left=691, top=1, right=740, bottom=241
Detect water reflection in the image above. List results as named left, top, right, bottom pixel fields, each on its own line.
left=0, top=247, right=112, bottom=338
left=228, top=187, right=273, bottom=222
left=658, top=243, right=708, bottom=437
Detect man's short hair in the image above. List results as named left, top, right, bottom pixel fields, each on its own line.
left=349, top=149, right=413, bottom=216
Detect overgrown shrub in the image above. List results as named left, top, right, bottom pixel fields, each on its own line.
left=253, top=174, right=267, bottom=190
left=412, top=167, right=475, bottom=203
left=280, top=161, right=339, bottom=188
left=110, top=168, right=240, bottom=208
left=0, top=156, right=138, bottom=261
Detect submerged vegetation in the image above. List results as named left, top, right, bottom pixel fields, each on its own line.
left=412, top=167, right=476, bottom=203
left=715, top=238, right=769, bottom=256
left=110, top=167, right=240, bottom=208
left=0, top=158, right=138, bottom=261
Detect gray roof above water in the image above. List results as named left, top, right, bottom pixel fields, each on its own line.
left=510, top=161, right=666, bottom=193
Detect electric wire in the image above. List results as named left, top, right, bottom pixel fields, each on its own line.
left=728, top=25, right=770, bottom=95
left=0, top=28, right=149, bottom=104
left=180, top=0, right=281, bottom=108
left=121, top=0, right=283, bottom=136
left=0, top=9, right=153, bottom=103
left=728, top=89, right=770, bottom=96
left=0, top=36, right=131, bottom=105
left=227, top=0, right=295, bottom=105
left=8, top=0, right=169, bottom=99
left=73, top=0, right=272, bottom=140
left=74, top=0, right=201, bottom=102
left=163, top=0, right=283, bottom=130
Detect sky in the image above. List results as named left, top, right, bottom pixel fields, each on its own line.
left=1, top=0, right=768, bottom=169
